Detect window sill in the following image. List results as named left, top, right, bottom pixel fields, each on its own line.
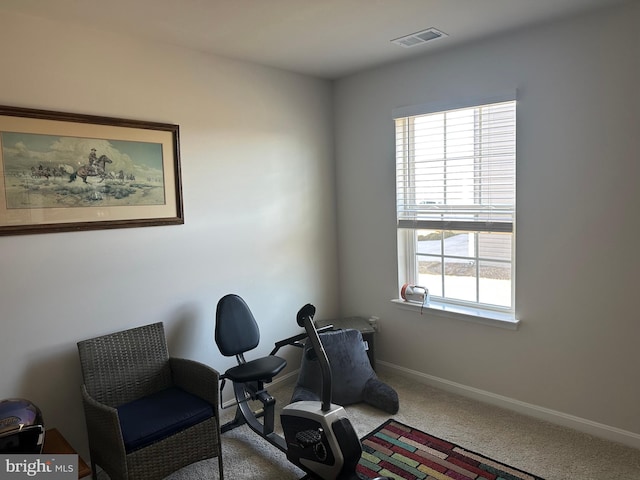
left=390, top=298, right=520, bottom=330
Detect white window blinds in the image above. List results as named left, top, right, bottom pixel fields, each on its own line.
left=395, top=97, right=516, bottom=232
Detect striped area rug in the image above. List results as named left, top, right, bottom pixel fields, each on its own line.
left=358, top=420, right=544, bottom=480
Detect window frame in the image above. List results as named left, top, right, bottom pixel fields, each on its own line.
left=393, top=93, right=518, bottom=327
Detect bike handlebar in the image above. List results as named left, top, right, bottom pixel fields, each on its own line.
left=296, top=303, right=333, bottom=411
left=269, top=324, right=333, bottom=356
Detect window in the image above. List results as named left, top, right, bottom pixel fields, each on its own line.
left=395, top=95, right=516, bottom=317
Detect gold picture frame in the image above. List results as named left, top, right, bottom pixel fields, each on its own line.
left=0, top=105, right=183, bottom=236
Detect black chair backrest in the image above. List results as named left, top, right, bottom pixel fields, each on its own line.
left=215, top=294, right=261, bottom=357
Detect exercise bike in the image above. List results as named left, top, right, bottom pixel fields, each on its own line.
left=215, top=294, right=385, bottom=480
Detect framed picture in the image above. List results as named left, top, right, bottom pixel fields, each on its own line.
left=0, top=105, right=183, bottom=236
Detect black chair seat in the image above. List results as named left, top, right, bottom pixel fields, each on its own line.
left=117, top=386, right=214, bottom=453
left=225, top=355, right=287, bottom=383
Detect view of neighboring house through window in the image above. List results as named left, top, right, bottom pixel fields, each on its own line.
left=395, top=95, right=516, bottom=315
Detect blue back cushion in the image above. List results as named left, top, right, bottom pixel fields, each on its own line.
left=117, top=387, right=213, bottom=453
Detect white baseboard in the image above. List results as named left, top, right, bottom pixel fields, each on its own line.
left=377, top=360, right=640, bottom=450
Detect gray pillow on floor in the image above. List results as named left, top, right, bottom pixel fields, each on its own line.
left=291, top=329, right=399, bottom=414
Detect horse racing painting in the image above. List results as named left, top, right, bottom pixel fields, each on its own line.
left=0, top=105, right=183, bottom=236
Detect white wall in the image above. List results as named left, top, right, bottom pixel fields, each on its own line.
left=0, top=11, right=338, bottom=458
left=334, top=2, right=640, bottom=441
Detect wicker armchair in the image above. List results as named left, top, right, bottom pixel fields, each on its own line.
left=77, top=322, right=224, bottom=480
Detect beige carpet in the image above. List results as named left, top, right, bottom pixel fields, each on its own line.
left=101, top=372, right=640, bottom=479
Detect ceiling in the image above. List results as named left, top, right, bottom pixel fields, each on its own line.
left=0, top=0, right=629, bottom=79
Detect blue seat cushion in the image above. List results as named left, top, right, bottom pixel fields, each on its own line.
left=117, top=387, right=213, bottom=453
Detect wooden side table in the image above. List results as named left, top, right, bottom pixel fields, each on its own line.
left=42, top=428, right=92, bottom=479
left=315, top=316, right=377, bottom=370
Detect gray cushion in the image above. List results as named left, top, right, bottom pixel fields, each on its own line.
left=291, top=329, right=399, bottom=414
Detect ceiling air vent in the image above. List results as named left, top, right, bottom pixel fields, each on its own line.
left=391, top=27, right=448, bottom=48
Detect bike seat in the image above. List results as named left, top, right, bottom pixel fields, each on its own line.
left=216, top=294, right=288, bottom=384
left=224, top=355, right=287, bottom=383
